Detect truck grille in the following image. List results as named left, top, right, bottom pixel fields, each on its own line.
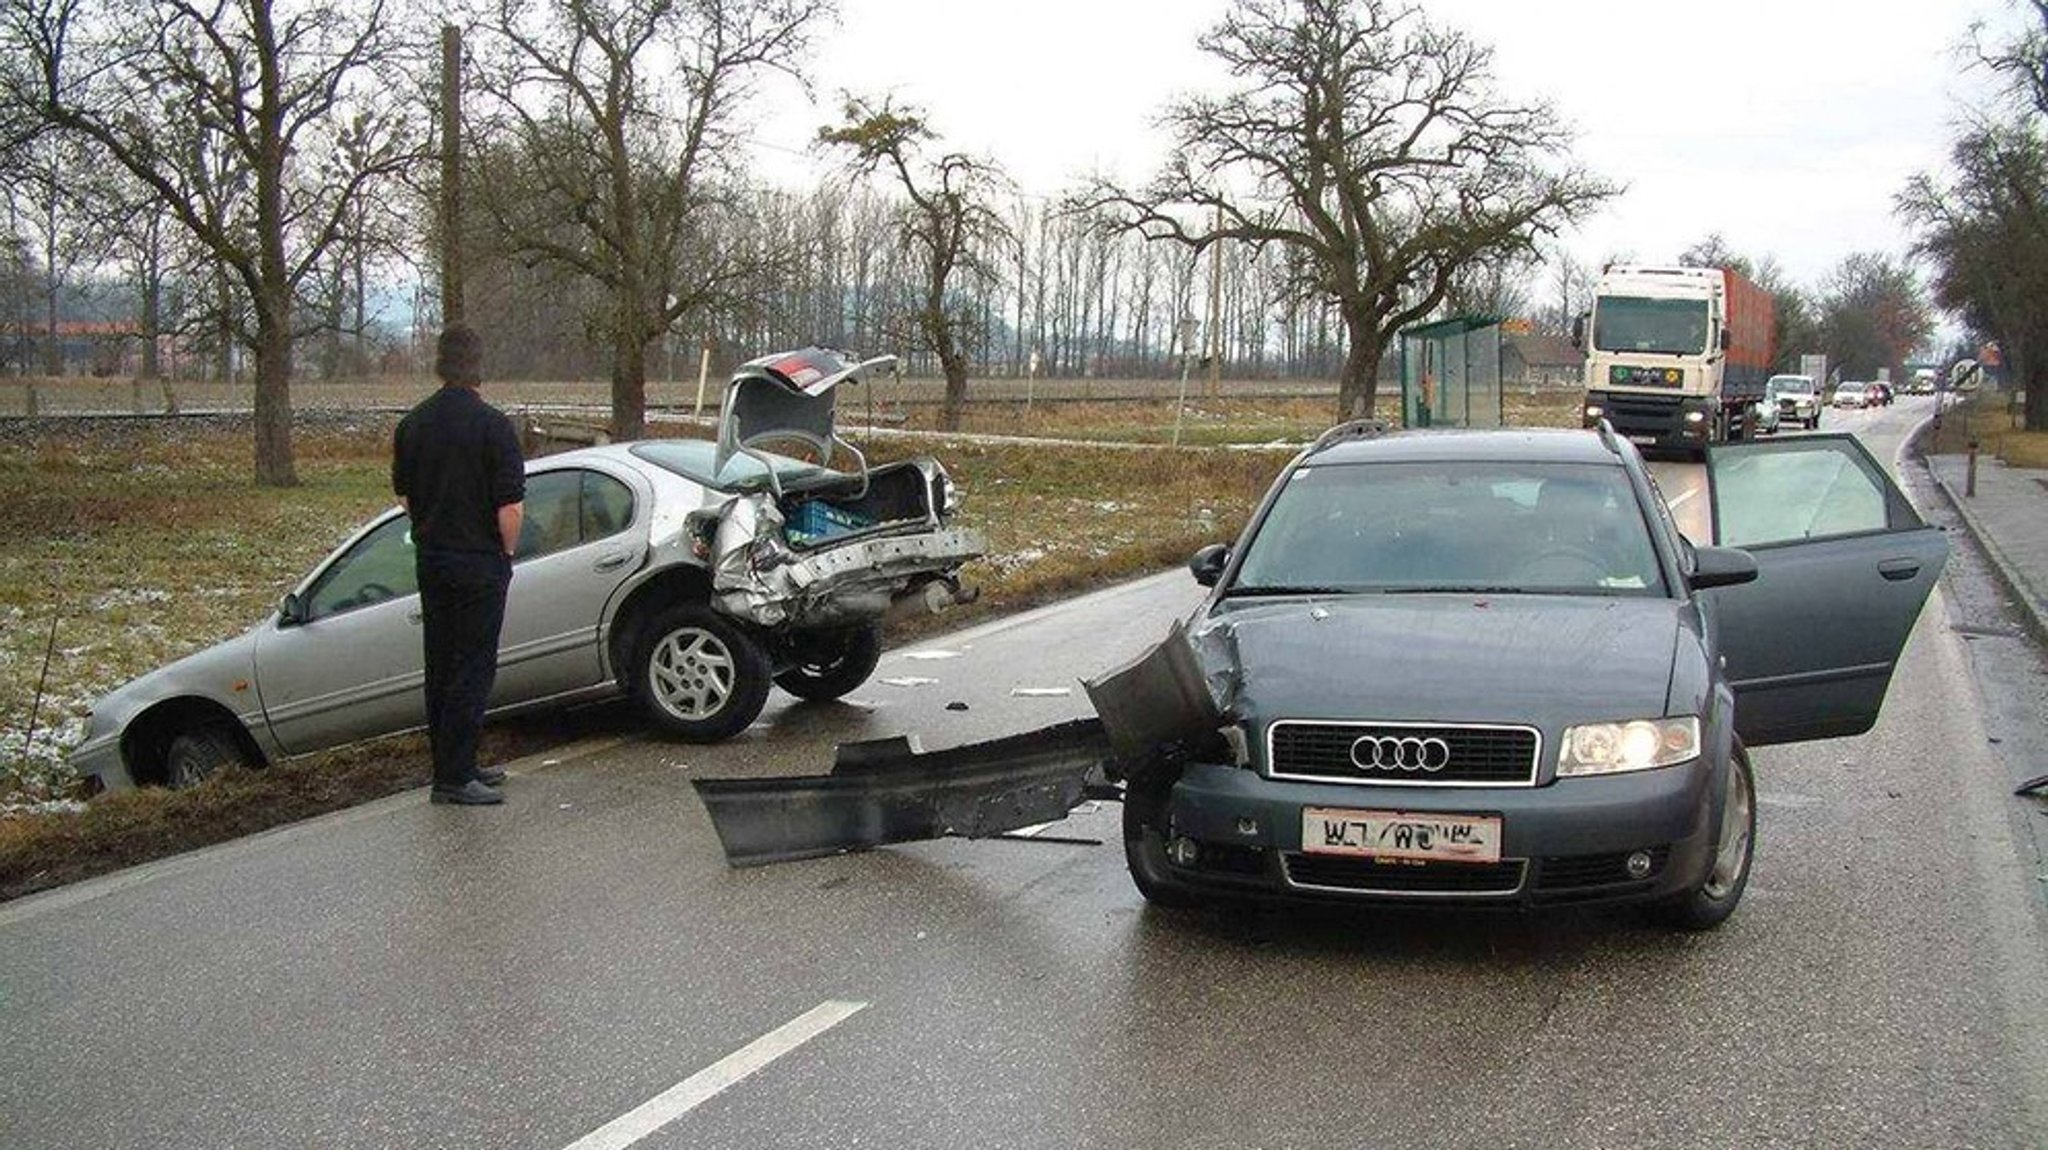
left=1282, top=854, right=1526, bottom=896
left=1268, top=721, right=1540, bottom=786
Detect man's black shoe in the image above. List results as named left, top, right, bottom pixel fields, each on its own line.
left=431, top=780, right=504, bottom=805
left=473, top=766, right=507, bottom=787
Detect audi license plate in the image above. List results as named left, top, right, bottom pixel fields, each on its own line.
left=1302, top=807, right=1502, bottom=864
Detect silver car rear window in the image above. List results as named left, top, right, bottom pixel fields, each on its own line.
left=630, top=439, right=825, bottom=492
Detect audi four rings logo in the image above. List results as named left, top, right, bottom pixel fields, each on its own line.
left=1349, top=735, right=1452, bottom=772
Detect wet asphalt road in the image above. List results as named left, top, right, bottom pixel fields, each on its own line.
left=4, top=398, right=2047, bottom=1149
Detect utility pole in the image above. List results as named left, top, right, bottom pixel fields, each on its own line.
left=439, top=25, right=464, bottom=327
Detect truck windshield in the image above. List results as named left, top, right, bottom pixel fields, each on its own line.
left=1592, top=297, right=1711, bottom=355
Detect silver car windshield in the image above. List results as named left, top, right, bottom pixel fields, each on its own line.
left=1229, top=461, right=1667, bottom=597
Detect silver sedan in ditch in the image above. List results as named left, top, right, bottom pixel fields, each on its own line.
left=69, top=348, right=983, bottom=789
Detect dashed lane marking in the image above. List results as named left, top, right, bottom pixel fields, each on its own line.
left=560, top=1000, right=869, bottom=1150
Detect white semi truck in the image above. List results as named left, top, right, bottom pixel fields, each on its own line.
left=1575, top=265, right=1777, bottom=456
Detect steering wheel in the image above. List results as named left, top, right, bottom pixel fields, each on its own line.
left=355, top=581, right=396, bottom=605
left=1513, top=546, right=1609, bottom=584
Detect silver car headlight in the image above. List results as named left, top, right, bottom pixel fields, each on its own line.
left=1557, top=716, right=1700, bottom=777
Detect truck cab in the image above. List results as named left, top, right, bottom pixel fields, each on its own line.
left=1577, top=265, right=1775, bottom=457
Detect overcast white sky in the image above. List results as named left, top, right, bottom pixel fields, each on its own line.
left=750, top=0, right=2023, bottom=293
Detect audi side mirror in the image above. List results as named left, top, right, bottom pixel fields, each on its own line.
left=1688, top=546, right=1757, bottom=591
left=277, top=592, right=305, bottom=626
left=1719, top=329, right=1732, bottom=351
left=1189, top=543, right=1231, bottom=587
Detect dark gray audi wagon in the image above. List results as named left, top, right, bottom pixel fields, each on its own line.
left=1124, top=422, right=1945, bottom=928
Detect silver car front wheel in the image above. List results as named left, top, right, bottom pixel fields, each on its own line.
left=636, top=603, right=770, bottom=742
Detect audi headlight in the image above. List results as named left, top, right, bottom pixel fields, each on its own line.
left=1557, top=716, right=1699, bottom=777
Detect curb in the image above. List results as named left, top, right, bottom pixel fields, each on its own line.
left=1913, top=420, right=2048, bottom=647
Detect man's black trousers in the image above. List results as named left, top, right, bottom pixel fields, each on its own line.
left=417, top=548, right=511, bottom=788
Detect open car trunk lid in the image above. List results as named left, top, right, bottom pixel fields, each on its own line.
left=714, top=346, right=884, bottom=486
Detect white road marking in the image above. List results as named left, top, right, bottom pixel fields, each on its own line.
left=900, top=649, right=963, bottom=661
left=878, top=676, right=939, bottom=687
left=562, top=1000, right=868, bottom=1150
left=1009, top=686, right=1072, bottom=697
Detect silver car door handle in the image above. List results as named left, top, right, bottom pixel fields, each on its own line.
left=593, top=552, right=631, bottom=572
left=1877, top=558, right=1920, bottom=582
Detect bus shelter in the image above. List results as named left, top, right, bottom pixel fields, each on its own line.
left=1400, top=316, right=1504, bottom=429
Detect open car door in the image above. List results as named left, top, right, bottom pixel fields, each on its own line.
left=1702, top=434, right=1948, bottom=746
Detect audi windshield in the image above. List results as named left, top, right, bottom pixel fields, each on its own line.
left=1226, top=462, right=1667, bottom=597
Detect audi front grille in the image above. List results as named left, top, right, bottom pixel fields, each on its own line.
left=1267, top=720, right=1540, bottom=787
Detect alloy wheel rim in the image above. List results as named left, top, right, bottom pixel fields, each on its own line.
left=1703, top=760, right=1753, bottom=900
left=650, top=627, right=736, bottom=721
left=168, top=751, right=203, bottom=788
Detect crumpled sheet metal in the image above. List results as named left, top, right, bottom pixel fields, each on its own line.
left=692, top=623, right=1230, bottom=866
left=705, top=485, right=985, bottom=629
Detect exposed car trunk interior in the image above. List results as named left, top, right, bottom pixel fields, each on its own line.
left=779, top=462, right=938, bottom=550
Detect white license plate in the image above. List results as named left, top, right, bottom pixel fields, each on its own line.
left=1301, top=807, right=1502, bottom=864
left=1627, top=434, right=1657, bottom=446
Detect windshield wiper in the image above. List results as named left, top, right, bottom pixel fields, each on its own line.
left=1222, top=584, right=1351, bottom=598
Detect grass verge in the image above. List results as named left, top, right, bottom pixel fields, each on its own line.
left=1922, top=391, right=2048, bottom=466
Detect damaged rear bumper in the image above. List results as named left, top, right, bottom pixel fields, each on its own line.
left=715, top=524, right=986, bottom=628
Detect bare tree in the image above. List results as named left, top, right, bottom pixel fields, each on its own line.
left=818, top=96, right=1013, bottom=430
left=1080, top=0, right=1613, bottom=419
left=2, top=0, right=417, bottom=484
left=469, top=0, right=830, bottom=438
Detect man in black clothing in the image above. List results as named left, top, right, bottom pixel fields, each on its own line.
left=392, top=326, right=526, bottom=805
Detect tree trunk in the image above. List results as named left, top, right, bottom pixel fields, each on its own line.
left=939, top=342, right=968, bottom=432
left=42, top=271, right=59, bottom=377
left=932, top=302, right=966, bottom=430
left=612, top=328, right=648, bottom=439
left=252, top=310, right=297, bottom=486
left=138, top=257, right=161, bottom=380
left=1336, top=310, right=1383, bottom=421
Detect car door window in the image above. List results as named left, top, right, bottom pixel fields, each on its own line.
left=516, top=471, right=584, bottom=560
left=580, top=472, right=633, bottom=539
left=305, top=516, right=417, bottom=620
left=517, top=469, right=636, bottom=559
left=1710, top=437, right=1891, bottom=547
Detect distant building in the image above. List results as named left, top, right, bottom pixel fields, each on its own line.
left=1503, top=332, right=1584, bottom=389
left=4, top=320, right=141, bottom=377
